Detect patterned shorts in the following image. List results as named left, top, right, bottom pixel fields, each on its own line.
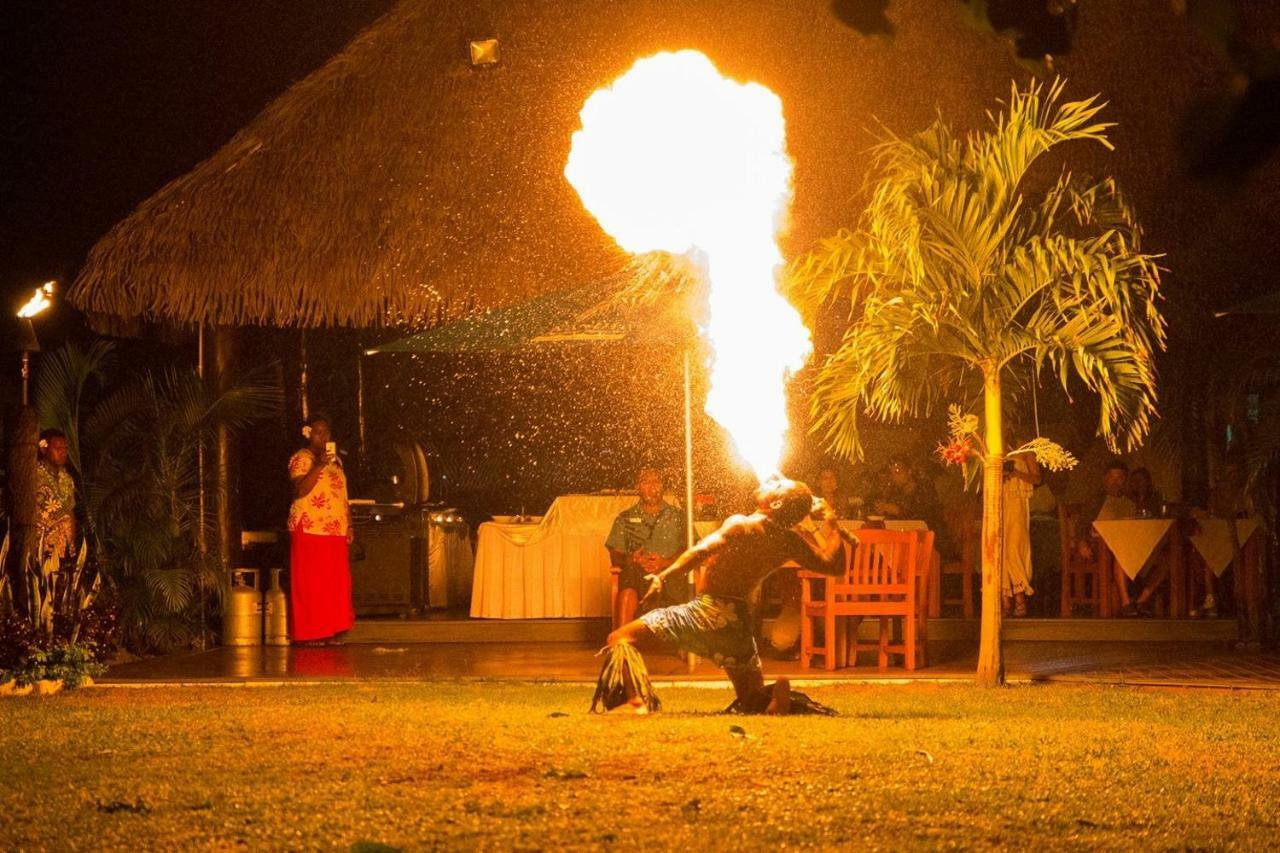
left=640, top=594, right=761, bottom=677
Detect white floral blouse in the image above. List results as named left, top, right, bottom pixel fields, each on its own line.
left=287, top=450, right=349, bottom=538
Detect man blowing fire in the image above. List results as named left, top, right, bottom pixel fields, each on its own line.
left=591, top=476, right=849, bottom=715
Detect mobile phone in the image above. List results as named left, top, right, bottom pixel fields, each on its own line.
left=326, top=441, right=337, bottom=457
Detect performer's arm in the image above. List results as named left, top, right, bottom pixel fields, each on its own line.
left=640, top=531, right=725, bottom=605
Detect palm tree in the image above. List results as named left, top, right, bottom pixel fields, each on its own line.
left=786, top=79, right=1167, bottom=685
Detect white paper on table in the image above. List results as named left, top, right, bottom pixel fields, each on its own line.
left=1189, top=518, right=1261, bottom=578
left=1092, top=518, right=1173, bottom=580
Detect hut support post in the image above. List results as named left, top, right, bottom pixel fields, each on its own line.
left=214, top=326, right=242, bottom=579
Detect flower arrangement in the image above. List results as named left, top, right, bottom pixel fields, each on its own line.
left=936, top=404, right=1077, bottom=480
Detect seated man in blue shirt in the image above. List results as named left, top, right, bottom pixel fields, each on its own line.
left=605, top=466, right=687, bottom=628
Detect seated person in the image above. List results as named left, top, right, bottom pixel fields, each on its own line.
left=869, top=456, right=942, bottom=533
left=1127, top=467, right=1163, bottom=518
left=815, top=466, right=852, bottom=519
left=605, top=466, right=687, bottom=627
left=1081, top=460, right=1165, bottom=617
left=1083, top=460, right=1137, bottom=523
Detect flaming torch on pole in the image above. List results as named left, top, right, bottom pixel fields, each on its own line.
left=565, top=50, right=811, bottom=488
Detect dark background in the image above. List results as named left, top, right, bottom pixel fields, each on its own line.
left=3, top=1, right=1280, bottom=529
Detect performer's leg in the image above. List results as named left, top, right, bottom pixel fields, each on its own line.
left=725, top=666, right=791, bottom=715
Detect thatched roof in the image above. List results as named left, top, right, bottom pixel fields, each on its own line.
left=70, top=0, right=1273, bottom=328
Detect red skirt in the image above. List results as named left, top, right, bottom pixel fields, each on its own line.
left=290, top=531, right=355, bottom=641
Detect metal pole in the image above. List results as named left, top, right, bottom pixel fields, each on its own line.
left=300, top=329, right=310, bottom=422
left=356, top=343, right=367, bottom=468
left=683, top=348, right=694, bottom=547
left=197, top=326, right=207, bottom=556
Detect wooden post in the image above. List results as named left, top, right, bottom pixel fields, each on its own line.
left=214, top=326, right=241, bottom=579
left=3, top=406, right=39, bottom=611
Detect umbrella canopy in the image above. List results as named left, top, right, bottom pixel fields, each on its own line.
left=368, top=261, right=696, bottom=354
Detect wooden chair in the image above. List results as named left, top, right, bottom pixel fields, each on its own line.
left=912, top=530, right=935, bottom=666
left=800, top=529, right=923, bottom=671
left=1058, top=502, right=1111, bottom=617
left=931, top=506, right=977, bottom=618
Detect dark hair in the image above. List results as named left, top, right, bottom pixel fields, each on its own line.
left=754, top=477, right=814, bottom=528
left=304, top=411, right=332, bottom=428
left=39, top=428, right=67, bottom=442
left=1104, top=459, right=1129, bottom=474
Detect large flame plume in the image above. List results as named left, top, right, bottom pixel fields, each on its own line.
left=565, top=50, right=811, bottom=480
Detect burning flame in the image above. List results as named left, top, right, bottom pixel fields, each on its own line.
left=17, top=281, right=55, bottom=319
left=565, top=50, right=810, bottom=480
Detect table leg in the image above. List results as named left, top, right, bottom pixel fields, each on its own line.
left=1169, top=527, right=1185, bottom=619
left=1099, top=548, right=1113, bottom=618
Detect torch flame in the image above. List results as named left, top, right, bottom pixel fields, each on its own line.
left=17, top=281, right=55, bottom=319
left=565, top=50, right=810, bottom=481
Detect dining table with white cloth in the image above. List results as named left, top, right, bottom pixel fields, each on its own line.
left=1092, top=517, right=1187, bottom=616
left=470, top=494, right=638, bottom=619
left=1188, top=517, right=1262, bottom=577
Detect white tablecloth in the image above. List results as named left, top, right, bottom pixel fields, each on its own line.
left=1092, top=518, right=1174, bottom=580
left=428, top=523, right=474, bottom=609
left=1189, top=518, right=1262, bottom=577
left=841, top=519, right=930, bottom=533
left=469, top=494, right=637, bottom=619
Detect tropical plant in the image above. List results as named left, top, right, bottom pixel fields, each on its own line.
left=785, top=79, right=1167, bottom=685
left=84, top=366, right=281, bottom=651
left=33, top=339, right=115, bottom=475
left=33, top=342, right=282, bottom=653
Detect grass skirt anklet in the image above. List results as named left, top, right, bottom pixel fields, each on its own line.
left=590, top=644, right=661, bottom=713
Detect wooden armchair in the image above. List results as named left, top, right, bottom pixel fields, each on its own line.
left=800, top=529, right=924, bottom=671
left=1058, top=502, right=1111, bottom=617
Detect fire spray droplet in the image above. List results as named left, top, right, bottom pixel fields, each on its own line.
left=564, top=50, right=811, bottom=482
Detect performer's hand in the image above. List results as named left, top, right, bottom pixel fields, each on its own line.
left=813, top=498, right=838, bottom=524
left=347, top=528, right=355, bottom=545
left=640, top=574, right=663, bottom=608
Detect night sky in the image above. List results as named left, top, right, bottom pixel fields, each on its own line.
left=2, top=0, right=395, bottom=322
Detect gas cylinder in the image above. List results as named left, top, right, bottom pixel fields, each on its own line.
left=264, top=568, right=289, bottom=646
left=222, top=568, right=262, bottom=646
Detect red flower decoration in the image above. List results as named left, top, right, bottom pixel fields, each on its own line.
left=936, top=438, right=974, bottom=467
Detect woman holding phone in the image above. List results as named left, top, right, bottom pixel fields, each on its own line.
left=287, top=412, right=355, bottom=644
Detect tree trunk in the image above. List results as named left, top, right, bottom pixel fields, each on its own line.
left=976, top=367, right=1005, bottom=687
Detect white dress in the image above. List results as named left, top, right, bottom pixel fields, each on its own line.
left=1001, top=456, right=1035, bottom=596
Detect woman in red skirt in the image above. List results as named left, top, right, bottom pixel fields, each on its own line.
left=288, top=413, right=355, bottom=644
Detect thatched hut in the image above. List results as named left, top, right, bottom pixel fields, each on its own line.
left=66, top=0, right=1280, bottom=575
left=68, top=0, right=1026, bottom=328
left=71, top=0, right=1279, bottom=329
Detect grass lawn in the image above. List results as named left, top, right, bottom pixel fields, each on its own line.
left=2, top=681, right=1278, bottom=849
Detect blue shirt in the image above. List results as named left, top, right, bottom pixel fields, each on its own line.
left=605, top=501, right=686, bottom=558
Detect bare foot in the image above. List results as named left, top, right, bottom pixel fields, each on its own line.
left=609, top=698, right=651, bottom=716
left=765, top=678, right=792, bottom=715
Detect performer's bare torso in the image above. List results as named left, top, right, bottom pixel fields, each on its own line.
left=697, top=513, right=839, bottom=599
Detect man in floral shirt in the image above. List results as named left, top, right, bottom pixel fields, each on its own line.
left=35, top=429, right=76, bottom=562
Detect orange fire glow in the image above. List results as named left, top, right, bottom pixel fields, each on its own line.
left=565, top=50, right=810, bottom=480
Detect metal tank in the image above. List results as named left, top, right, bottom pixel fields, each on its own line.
left=222, top=568, right=262, bottom=646
left=264, top=568, right=289, bottom=646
